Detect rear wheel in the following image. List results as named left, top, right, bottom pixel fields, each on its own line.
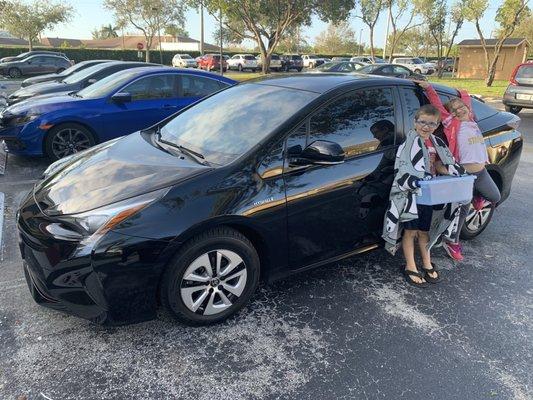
left=44, top=123, right=96, bottom=161
left=238, top=64, right=243, bottom=72
left=160, top=227, right=260, bottom=326
left=414, top=68, right=422, bottom=74
left=57, top=68, right=65, bottom=73
left=504, top=105, right=522, bottom=115
left=8, top=68, right=21, bottom=78
left=297, top=67, right=303, bottom=72
left=460, top=201, right=495, bottom=240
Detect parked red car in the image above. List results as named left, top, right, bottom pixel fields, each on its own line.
left=503, top=62, right=533, bottom=114
left=198, top=54, right=227, bottom=72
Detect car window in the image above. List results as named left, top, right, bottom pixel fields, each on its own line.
left=307, top=87, right=396, bottom=157
left=401, top=88, right=424, bottom=136
left=244, top=55, right=255, bottom=60
left=381, top=66, right=394, bottom=74
left=470, top=97, right=498, bottom=121
left=181, top=75, right=224, bottom=97
left=123, top=74, right=176, bottom=100
left=393, top=66, right=410, bottom=74
left=516, top=65, right=533, bottom=78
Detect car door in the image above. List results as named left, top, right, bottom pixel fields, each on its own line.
left=98, top=73, right=180, bottom=141
left=23, top=56, right=42, bottom=75
left=283, top=86, right=401, bottom=270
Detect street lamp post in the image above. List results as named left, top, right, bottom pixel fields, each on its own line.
left=151, top=6, right=163, bottom=64
left=219, top=4, right=223, bottom=75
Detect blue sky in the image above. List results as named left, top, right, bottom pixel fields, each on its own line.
left=43, top=0, right=501, bottom=48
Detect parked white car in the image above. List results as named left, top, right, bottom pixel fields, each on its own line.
left=392, top=57, right=435, bottom=75
left=172, top=54, right=198, bottom=68
left=349, top=56, right=386, bottom=64
left=227, top=54, right=258, bottom=72
left=301, top=54, right=326, bottom=68
left=256, top=54, right=283, bottom=71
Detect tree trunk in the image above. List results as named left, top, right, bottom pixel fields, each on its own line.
left=486, top=56, right=498, bottom=86
left=369, top=29, right=375, bottom=58
left=145, top=48, right=150, bottom=63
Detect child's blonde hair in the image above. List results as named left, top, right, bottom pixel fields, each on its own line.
left=444, top=98, right=465, bottom=112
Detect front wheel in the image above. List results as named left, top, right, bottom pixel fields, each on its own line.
left=57, top=68, right=65, bottom=73
left=414, top=69, right=422, bottom=74
left=504, top=105, right=522, bottom=115
left=160, top=227, right=260, bottom=326
left=44, top=123, right=96, bottom=161
left=460, top=201, right=495, bottom=240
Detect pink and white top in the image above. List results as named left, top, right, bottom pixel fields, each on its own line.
left=456, top=121, right=488, bottom=164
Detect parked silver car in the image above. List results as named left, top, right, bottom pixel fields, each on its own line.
left=0, top=54, right=72, bottom=78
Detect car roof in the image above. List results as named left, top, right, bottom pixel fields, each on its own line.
left=243, top=73, right=410, bottom=94
left=118, top=66, right=237, bottom=84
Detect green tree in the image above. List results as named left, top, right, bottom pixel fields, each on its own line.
left=512, top=13, right=533, bottom=47
left=314, top=21, right=360, bottom=55
left=196, top=0, right=355, bottom=73
left=464, top=0, right=529, bottom=86
left=357, top=0, right=385, bottom=58
left=0, top=0, right=73, bottom=50
left=384, top=0, right=421, bottom=62
left=91, top=24, right=120, bottom=39
left=165, top=23, right=189, bottom=39
left=388, top=27, right=431, bottom=56
left=104, top=0, right=187, bottom=62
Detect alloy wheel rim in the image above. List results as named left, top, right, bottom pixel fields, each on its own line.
left=465, top=203, right=492, bottom=232
left=51, top=128, right=92, bottom=159
left=180, top=249, right=247, bottom=316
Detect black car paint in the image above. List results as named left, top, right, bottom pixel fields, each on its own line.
left=17, top=74, right=523, bottom=325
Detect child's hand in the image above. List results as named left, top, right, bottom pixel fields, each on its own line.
left=414, top=80, right=430, bottom=89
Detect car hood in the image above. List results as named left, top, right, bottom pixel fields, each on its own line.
left=34, top=132, right=212, bottom=216
left=23, top=73, right=63, bottom=85
left=5, top=93, right=84, bottom=115
left=12, top=81, right=79, bottom=97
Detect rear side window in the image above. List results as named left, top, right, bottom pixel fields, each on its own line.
left=181, top=75, right=224, bottom=97
left=123, top=74, right=176, bottom=100
left=470, top=98, right=498, bottom=121
left=308, top=87, right=396, bottom=157
left=401, top=88, right=424, bottom=136
left=516, top=65, right=533, bottom=78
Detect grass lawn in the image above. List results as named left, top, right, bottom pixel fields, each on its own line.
left=427, top=77, right=508, bottom=98
left=223, top=72, right=508, bottom=98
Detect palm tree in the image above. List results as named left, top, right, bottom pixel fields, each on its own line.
left=101, top=24, right=119, bottom=39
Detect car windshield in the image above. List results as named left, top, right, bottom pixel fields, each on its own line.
left=316, top=62, right=336, bottom=71
left=412, top=58, right=424, bottom=64
left=76, top=69, right=140, bottom=99
left=308, top=55, right=318, bottom=59
left=59, top=62, right=96, bottom=77
left=244, top=55, right=255, bottom=60
left=181, top=55, right=192, bottom=59
left=63, top=63, right=112, bottom=84
left=159, top=83, right=318, bottom=164
left=373, top=58, right=386, bottom=63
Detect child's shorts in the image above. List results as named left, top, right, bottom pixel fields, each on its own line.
left=403, top=204, right=433, bottom=232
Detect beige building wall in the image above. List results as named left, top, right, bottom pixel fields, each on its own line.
left=457, top=44, right=528, bottom=80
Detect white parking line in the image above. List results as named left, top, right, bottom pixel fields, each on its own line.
left=0, top=192, right=4, bottom=257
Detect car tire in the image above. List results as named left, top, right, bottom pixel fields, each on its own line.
left=160, top=226, right=260, bottom=326
left=414, top=69, right=422, bottom=74
left=460, top=201, right=495, bottom=240
left=57, top=68, right=65, bottom=73
left=238, top=64, right=243, bottom=72
left=297, top=68, right=302, bottom=72
left=8, top=68, right=22, bottom=79
left=504, top=105, right=522, bottom=115
left=44, top=122, right=96, bottom=161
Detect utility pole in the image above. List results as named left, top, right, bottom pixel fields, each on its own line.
left=219, top=4, right=223, bottom=75
left=151, top=6, right=163, bottom=64
left=359, top=28, right=363, bottom=56
left=200, top=3, right=204, bottom=55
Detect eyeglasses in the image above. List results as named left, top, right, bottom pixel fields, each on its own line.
left=415, top=119, right=439, bottom=129
left=451, top=104, right=468, bottom=113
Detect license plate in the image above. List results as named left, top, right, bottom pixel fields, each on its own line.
left=516, top=93, right=533, bottom=101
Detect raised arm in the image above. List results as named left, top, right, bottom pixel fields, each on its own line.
left=414, top=80, right=451, bottom=120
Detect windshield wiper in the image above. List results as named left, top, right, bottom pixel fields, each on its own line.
left=68, top=91, right=82, bottom=98
left=154, top=128, right=209, bottom=166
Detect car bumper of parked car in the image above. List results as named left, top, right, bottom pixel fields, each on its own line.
left=17, top=201, right=172, bottom=325
left=0, top=121, right=48, bottom=156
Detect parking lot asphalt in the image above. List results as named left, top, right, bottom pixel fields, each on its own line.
left=0, top=84, right=531, bottom=399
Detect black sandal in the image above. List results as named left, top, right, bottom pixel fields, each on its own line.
left=421, top=263, right=440, bottom=283
left=403, top=268, right=429, bottom=288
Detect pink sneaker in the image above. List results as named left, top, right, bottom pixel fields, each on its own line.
left=472, top=196, right=488, bottom=211
left=443, top=242, right=464, bottom=261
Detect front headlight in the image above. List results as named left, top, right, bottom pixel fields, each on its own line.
left=9, top=113, right=40, bottom=126
left=48, top=187, right=170, bottom=257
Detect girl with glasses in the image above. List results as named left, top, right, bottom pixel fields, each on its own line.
left=415, top=81, right=501, bottom=262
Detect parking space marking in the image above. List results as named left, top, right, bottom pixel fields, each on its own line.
left=0, top=192, right=4, bottom=258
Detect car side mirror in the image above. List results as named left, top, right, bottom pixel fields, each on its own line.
left=291, top=140, right=345, bottom=166
left=111, top=92, right=132, bottom=103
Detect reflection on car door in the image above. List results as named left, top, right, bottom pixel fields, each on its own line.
left=283, top=87, right=400, bottom=270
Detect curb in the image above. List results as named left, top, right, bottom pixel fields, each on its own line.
left=0, top=192, right=4, bottom=259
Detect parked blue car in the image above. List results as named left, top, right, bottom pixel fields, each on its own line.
left=0, top=67, right=236, bottom=160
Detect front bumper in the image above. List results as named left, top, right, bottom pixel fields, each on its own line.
left=17, top=194, right=173, bottom=325
left=0, top=121, right=45, bottom=156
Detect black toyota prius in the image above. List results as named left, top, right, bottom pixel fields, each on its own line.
left=17, top=74, right=523, bottom=326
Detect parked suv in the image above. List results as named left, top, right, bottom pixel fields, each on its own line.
left=0, top=55, right=72, bottom=78
left=227, top=54, right=258, bottom=72
left=172, top=54, right=198, bottom=68
left=256, top=54, right=283, bottom=71
left=198, top=54, right=227, bottom=72
left=392, top=57, right=435, bottom=75
left=503, top=62, right=533, bottom=114
left=0, top=51, right=68, bottom=64
left=301, top=54, right=326, bottom=68
left=350, top=56, right=386, bottom=64
left=16, top=74, right=522, bottom=326
left=281, top=54, right=303, bottom=71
